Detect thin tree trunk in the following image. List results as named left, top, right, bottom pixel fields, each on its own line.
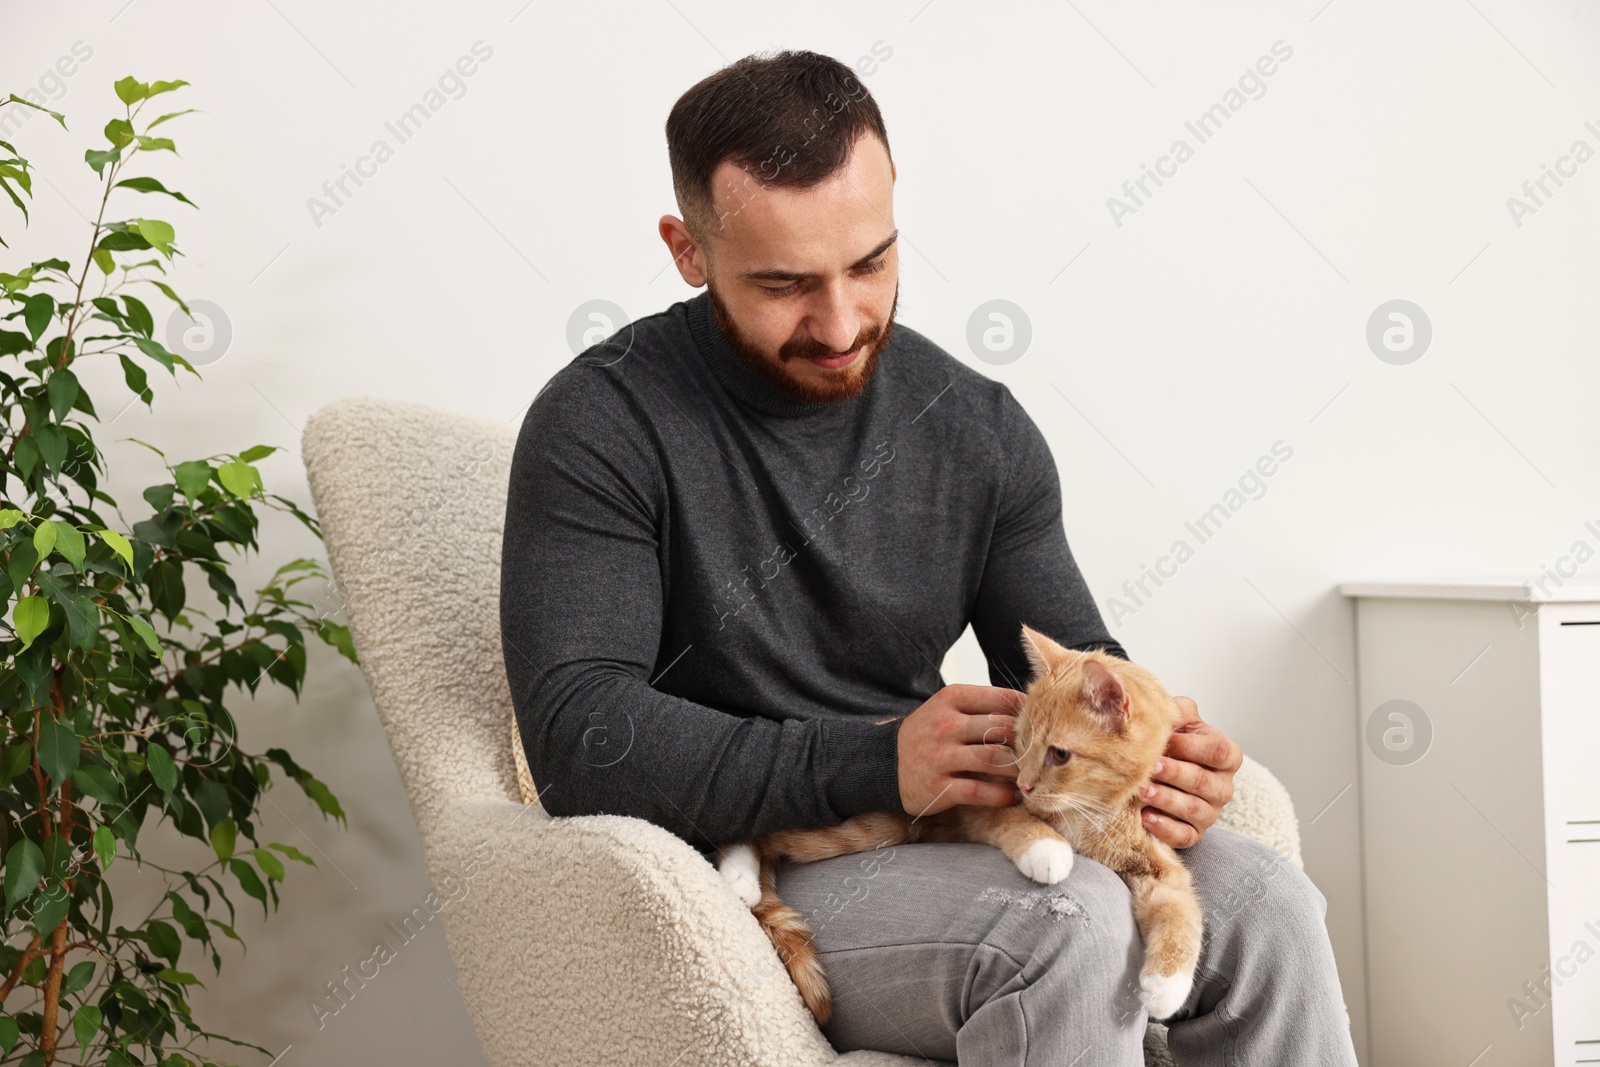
left=0, top=932, right=42, bottom=1003
left=40, top=917, right=68, bottom=1062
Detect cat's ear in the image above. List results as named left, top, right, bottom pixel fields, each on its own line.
left=1081, top=658, right=1131, bottom=726
left=1020, top=624, right=1068, bottom=682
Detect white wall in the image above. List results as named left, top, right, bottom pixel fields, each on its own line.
left=4, top=2, right=1598, bottom=1064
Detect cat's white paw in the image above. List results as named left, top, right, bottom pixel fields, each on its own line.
left=1015, top=838, right=1074, bottom=884
left=717, top=843, right=762, bottom=908
left=1139, top=968, right=1194, bottom=1021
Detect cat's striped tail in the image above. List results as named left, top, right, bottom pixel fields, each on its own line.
left=748, top=812, right=927, bottom=1027
left=754, top=847, right=834, bottom=1025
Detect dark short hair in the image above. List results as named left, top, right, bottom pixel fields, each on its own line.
left=665, top=49, right=892, bottom=249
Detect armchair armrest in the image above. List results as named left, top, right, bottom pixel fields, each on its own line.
left=1215, top=754, right=1303, bottom=869
left=430, top=796, right=922, bottom=1067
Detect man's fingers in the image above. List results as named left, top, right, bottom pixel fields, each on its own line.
left=958, top=744, right=1020, bottom=778
left=1143, top=808, right=1199, bottom=848
left=1165, top=726, right=1237, bottom=774
left=945, top=683, right=1026, bottom=717
left=952, top=775, right=1020, bottom=808
left=1152, top=754, right=1228, bottom=807
left=963, top=711, right=1017, bottom=748
left=1141, top=781, right=1210, bottom=827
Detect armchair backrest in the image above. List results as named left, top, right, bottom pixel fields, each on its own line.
left=302, top=397, right=520, bottom=846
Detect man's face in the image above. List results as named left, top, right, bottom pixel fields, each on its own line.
left=665, top=132, right=900, bottom=405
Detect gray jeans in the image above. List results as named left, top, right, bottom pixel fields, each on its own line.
left=772, top=824, right=1359, bottom=1066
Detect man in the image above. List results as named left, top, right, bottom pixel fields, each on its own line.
left=501, top=49, right=1358, bottom=1066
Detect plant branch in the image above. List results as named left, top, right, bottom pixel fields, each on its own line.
left=0, top=932, right=43, bottom=1003
left=57, top=112, right=138, bottom=372
left=39, top=918, right=68, bottom=1062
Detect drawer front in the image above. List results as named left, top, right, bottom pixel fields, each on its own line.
left=1547, top=841, right=1600, bottom=1065
left=1542, top=612, right=1600, bottom=1062
left=1547, top=618, right=1600, bottom=824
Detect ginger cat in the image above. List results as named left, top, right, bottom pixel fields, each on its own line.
left=715, top=623, right=1204, bottom=1026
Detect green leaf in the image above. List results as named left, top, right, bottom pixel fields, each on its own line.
left=23, top=292, right=52, bottom=342
left=72, top=1004, right=102, bottom=1052
left=133, top=335, right=176, bottom=370
left=32, top=520, right=57, bottom=560
left=13, top=594, right=49, bottom=650
left=148, top=79, right=191, bottom=97
left=131, top=218, right=175, bottom=257
left=209, top=918, right=243, bottom=946
left=7, top=540, right=37, bottom=589
left=118, top=352, right=151, bottom=401
left=36, top=424, right=66, bottom=473
left=210, top=816, right=236, bottom=862
left=98, top=528, right=134, bottom=570
left=0, top=508, right=23, bottom=529
left=229, top=857, right=268, bottom=914
left=238, top=444, right=277, bottom=463
left=128, top=436, right=167, bottom=459
left=217, top=461, right=260, bottom=498
left=155, top=967, right=200, bottom=985
left=4, top=837, right=43, bottom=908
left=173, top=459, right=211, bottom=499
left=146, top=108, right=198, bottom=130
left=113, top=175, right=196, bottom=208
left=62, top=959, right=94, bottom=996
left=114, top=76, right=149, bottom=104
left=317, top=621, right=358, bottom=664
left=30, top=882, right=70, bottom=937
left=127, top=614, right=162, bottom=656
left=60, top=588, right=99, bottom=650
left=84, top=146, right=122, bottom=177
left=121, top=294, right=154, bottom=337
left=51, top=521, right=85, bottom=568
left=251, top=847, right=285, bottom=882
left=36, top=716, right=79, bottom=786
left=134, top=134, right=177, bottom=154
left=297, top=773, right=346, bottom=826
left=147, top=558, right=185, bottom=620
left=92, top=826, right=115, bottom=872
left=0, top=1015, right=16, bottom=1055
left=146, top=742, right=178, bottom=795
left=46, top=368, right=79, bottom=421
left=268, top=842, right=316, bottom=866
left=92, top=246, right=114, bottom=275
left=3, top=93, right=67, bottom=130
left=74, top=764, right=122, bottom=805
left=145, top=919, right=181, bottom=963
left=103, top=117, right=134, bottom=148
left=2, top=742, right=32, bottom=784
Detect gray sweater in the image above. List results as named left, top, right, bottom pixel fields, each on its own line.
left=500, top=290, right=1127, bottom=861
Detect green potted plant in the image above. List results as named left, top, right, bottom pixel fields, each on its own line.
left=0, top=78, right=354, bottom=1065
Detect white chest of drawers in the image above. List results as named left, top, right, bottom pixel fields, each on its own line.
left=1341, top=579, right=1600, bottom=1067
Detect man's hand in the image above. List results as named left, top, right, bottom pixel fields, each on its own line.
left=1138, top=696, right=1243, bottom=848
left=895, top=684, right=1024, bottom=818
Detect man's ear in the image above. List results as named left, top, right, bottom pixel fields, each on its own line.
left=658, top=215, right=708, bottom=286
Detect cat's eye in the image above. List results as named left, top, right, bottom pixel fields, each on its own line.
left=1045, top=746, right=1072, bottom=767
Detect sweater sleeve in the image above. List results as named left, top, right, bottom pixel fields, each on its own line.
left=970, top=386, right=1129, bottom=691
left=499, top=371, right=904, bottom=856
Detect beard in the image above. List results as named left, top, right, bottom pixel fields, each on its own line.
left=707, top=279, right=898, bottom=405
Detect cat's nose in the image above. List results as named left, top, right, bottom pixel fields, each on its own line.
left=1017, top=782, right=1033, bottom=794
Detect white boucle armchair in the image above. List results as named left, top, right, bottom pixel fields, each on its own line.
left=300, top=396, right=1306, bottom=1067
